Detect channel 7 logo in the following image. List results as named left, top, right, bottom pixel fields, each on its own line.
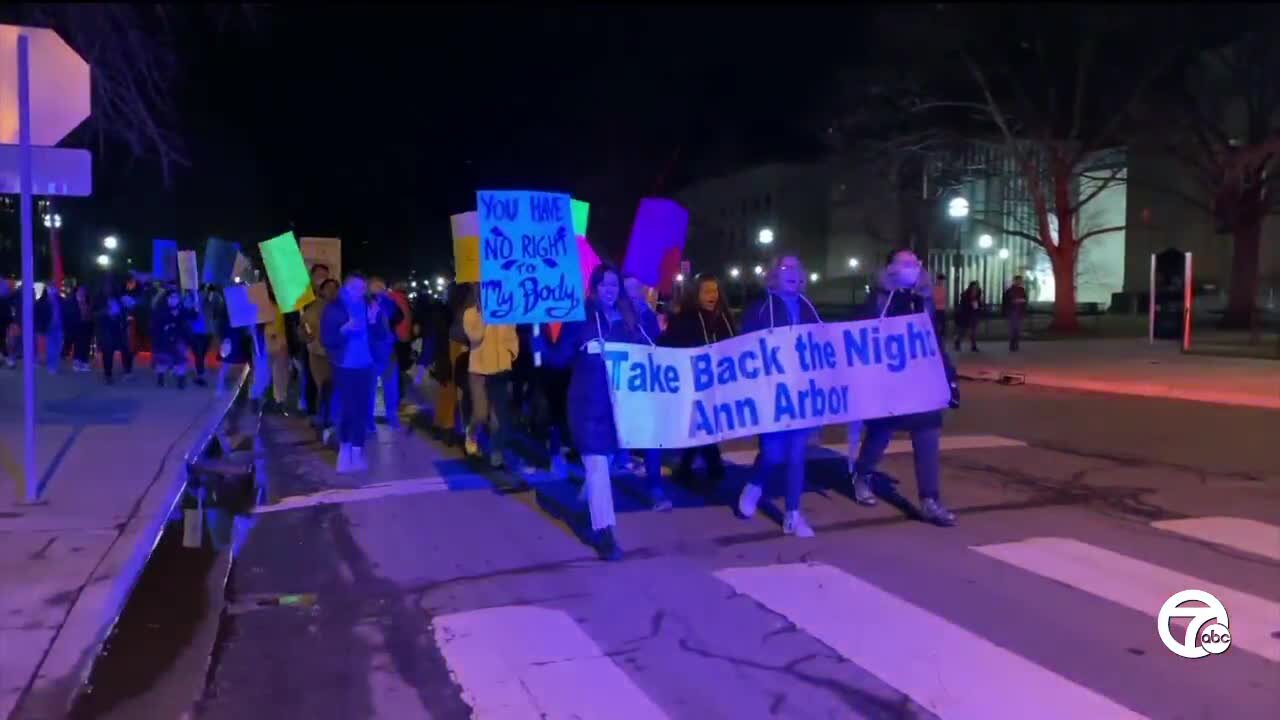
left=1158, top=589, right=1231, bottom=659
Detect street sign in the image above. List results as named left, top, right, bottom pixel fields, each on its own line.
left=0, top=144, right=91, bottom=195
left=0, top=24, right=90, bottom=146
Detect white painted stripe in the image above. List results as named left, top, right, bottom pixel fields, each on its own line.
left=254, top=476, right=448, bottom=514
left=974, top=537, right=1280, bottom=662
left=432, top=605, right=669, bottom=720
left=720, top=433, right=1026, bottom=466
left=716, top=563, right=1143, bottom=720
left=1151, top=517, right=1280, bottom=562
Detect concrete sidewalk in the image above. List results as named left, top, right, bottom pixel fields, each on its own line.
left=953, top=338, right=1280, bottom=409
left=0, top=366, right=244, bottom=720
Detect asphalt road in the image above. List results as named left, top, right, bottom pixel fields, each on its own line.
left=190, top=382, right=1280, bottom=720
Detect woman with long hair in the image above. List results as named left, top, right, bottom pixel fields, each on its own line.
left=542, top=263, right=645, bottom=560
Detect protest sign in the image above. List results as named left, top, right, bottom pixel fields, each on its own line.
left=177, top=250, right=199, bottom=290
left=232, top=252, right=253, bottom=282
left=606, top=313, right=951, bottom=449
left=450, top=211, right=480, bottom=283
left=299, top=236, right=342, bottom=281
left=622, top=198, right=687, bottom=294
left=477, top=190, right=584, bottom=324
left=259, top=231, right=315, bottom=312
left=569, top=198, right=601, bottom=290
left=152, top=239, right=178, bottom=282
left=203, top=237, right=240, bottom=286
left=224, top=282, right=275, bottom=328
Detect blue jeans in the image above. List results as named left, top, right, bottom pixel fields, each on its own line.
left=854, top=422, right=942, bottom=500
left=335, top=366, right=374, bottom=448
left=45, top=329, right=63, bottom=371
left=749, top=429, right=808, bottom=511
left=371, top=354, right=400, bottom=428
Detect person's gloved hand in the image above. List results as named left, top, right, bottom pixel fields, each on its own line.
left=948, top=381, right=961, bottom=409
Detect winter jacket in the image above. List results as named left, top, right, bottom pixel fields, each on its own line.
left=740, top=290, right=822, bottom=334
left=320, top=292, right=390, bottom=370
left=853, top=272, right=957, bottom=431
left=150, top=305, right=195, bottom=357
left=462, top=306, right=518, bottom=375
left=556, top=300, right=651, bottom=456
left=662, top=306, right=736, bottom=348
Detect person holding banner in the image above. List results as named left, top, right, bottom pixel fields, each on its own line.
left=849, top=249, right=960, bottom=527
left=621, top=274, right=672, bottom=511
left=737, top=256, right=823, bottom=538
left=321, top=272, right=389, bottom=473
left=546, top=263, right=648, bottom=561
left=662, top=273, right=736, bottom=489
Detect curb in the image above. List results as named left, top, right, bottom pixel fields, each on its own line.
left=958, top=368, right=1280, bottom=411
left=10, top=367, right=250, bottom=720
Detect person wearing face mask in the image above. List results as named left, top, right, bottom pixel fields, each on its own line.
left=848, top=248, right=960, bottom=527
left=540, top=263, right=649, bottom=560
left=737, top=256, right=823, bottom=538
left=661, top=273, right=735, bottom=489
left=321, top=272, right=389, bottom=472
left=620, top=273, right=672, bottom=512
left=151, top=288, right=195, bottom=388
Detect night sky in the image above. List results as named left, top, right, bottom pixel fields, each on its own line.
left=53, top=7, right=869, bottom=279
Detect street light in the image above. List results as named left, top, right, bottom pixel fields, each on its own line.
left=998, top=247, right=1011, bottom=260
left=753, top=265, right=764, bottom=277
left=95, top=254, right=110, bottom=268
left=675, top=273, right=685, bottom=283
left=103, top=235, right=119, bottom=250
left=728, top=266, right=740, bottom=279
left=809, top=272, right=819, bottom=284
left=847, top=257, right=859, bottom=269
left=42, top=213, right=62, bottom=229
left=757, top=228, right=774, bottom=246
left=947, top=197, right=969, bottom=218
left=977, top=234, right=994, bottom=249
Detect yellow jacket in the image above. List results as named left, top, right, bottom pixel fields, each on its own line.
left=462, top=306, right=518, bottom=375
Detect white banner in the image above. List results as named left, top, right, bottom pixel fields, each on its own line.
left=607, top=313, right=950, bottom=449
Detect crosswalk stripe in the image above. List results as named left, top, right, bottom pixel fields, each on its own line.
left=973, top=537, right=1280, bottom=662
left=432, top=605, right=669, bottom=720
left=715, top=563, right=1144, bottom=720
left=720, top=433, right=1026, bottom=467
left=254, top=476, right=449, bottom=514
left=1150, top=517, right=1280, bottom=561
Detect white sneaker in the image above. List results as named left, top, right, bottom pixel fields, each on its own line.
left=336, top=444, right=353, bottom=473
left=784, top=511, right=815, bottom=538
left=738, top=483, right=762, bottom=518
left=350, top=446, right=369, bottom=472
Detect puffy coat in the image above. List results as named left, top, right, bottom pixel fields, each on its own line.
left=553, top=301, right=650, bottom=456
left=462, top=306, right=519, bottom=375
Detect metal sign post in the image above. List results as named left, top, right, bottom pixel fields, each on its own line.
left=1182, top=252, right=1193, bottom=353
left=17, top=35, right=37, bottom=503
left=1148, top=253, right=1156, bottom=345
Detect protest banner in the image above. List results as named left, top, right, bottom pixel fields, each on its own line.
left=259, top=231, right=316, bottom=312
left=477, top=189, right=585, bottom=324
left=152, top=239, right=178, bottom=282
left=224, top=282, right=275, bottom=328
left=177, top=250, right=199, bottom=290
left=299, top=236, right=342, bottom=281
left=605, top=313, right=951, bottom=449
left=450, top=211, right=480, bottom=283
left=231, top=252, right=253, bottom=282
left=203, top=237, right=240, bottom=286
left=622, top=198, right=687, bottom=295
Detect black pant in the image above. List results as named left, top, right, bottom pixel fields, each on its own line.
left=300, top=350, right=317, bottom=410
left=192, top=334, right=211, bottom=377
left=101, top=335, right=133, bottom=377
left=534, top=366, right=572, bottom=455
left=395, top=341, right=413, bottom=374
left=72, top=321, right=93, bottom=363
left=1008, top=313, right=1023, bottom=352
left=677, top=444, right=726, bottom=481
left=933, top=310, right=947, bottom=341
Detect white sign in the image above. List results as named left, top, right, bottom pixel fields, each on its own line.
left=0, top=25, right=91, bottom=146
left=299, top=236, right=341, bottom=282
left=607, top=313, right=951, bottom=449
left=1158, top=589, right=1231, bottom=658
left=0, top=144, right=90, bottom=195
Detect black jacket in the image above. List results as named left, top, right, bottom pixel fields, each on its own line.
left=661, top=307, right=736, bottom=348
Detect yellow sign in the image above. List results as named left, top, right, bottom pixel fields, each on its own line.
left=450, top=211, right=480, bottom=282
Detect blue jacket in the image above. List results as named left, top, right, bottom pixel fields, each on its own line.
left=320, top=294, right=391, bottom=370
left=557, top=300, right=650, bottom=456
left=741, top=291, right=822, bottom=333
left=854, top=281, right=957, bottom=431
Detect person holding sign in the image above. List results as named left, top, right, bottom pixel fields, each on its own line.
left=321, top=272, right=390, bottom=473
left=736, top=256, right=823, bottom=538
left=151, top=288, right=196, bottom=389
left=849, top=249, right=960, bottom=527
left=461, top=286, right=521, bottom=470
left=541, top=263, right=648, bottom=561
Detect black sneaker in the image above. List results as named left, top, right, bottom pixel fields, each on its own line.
left=194, top=376, right=208, bottom=387
left=851, top=472, right=878, bottom=506
left=594, top=526, right=623, bottom=562
left=920, top=498, right=956, bottom=527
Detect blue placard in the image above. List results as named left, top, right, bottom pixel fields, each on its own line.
left=203, top=237, right=241, bottom=286
left=152, top=239, right=178, bottom=282
left=477, top=190, right=585, bottom=324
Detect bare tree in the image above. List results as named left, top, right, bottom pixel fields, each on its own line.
left=1158, top=25, right=1280, bottom=329
left=3, top=4, right=256, bottom=184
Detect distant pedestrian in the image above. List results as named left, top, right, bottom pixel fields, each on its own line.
left=186, top=288, right=214, bottom=386
left=302, top=278, right=339, bottom=433
left=955, top=281, right=982, bottom=352
left=69, top=285, right=94, bottom=373
left=322, top=272, right=387, bottom=473
left=931, top=273, right=948, bottom=339
left=368, top=277, right=404, bottom=430
left=462, top=285, right=520, bottom=469
left=1003, top=275, right=1028, bottom=352
left=36, top=283, right=67, bottom=375
left=151, top=288, right=194, bottom=388
left=95, top=280, right=136, bottom=384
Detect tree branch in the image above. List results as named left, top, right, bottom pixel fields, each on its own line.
left=1077, top=225, right=1127, bottom=243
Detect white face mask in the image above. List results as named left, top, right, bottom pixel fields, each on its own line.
left=892, top=265, right=921, bottom=288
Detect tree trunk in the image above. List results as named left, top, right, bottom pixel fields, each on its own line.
left=1220, top=221, right=1262, bottom=329
left=1049, top=250, right=1080, bottom=332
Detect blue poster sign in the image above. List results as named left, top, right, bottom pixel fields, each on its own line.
left=477, top=189, right=584, bottom=324
left=153, top=239, right=178, bottom=282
